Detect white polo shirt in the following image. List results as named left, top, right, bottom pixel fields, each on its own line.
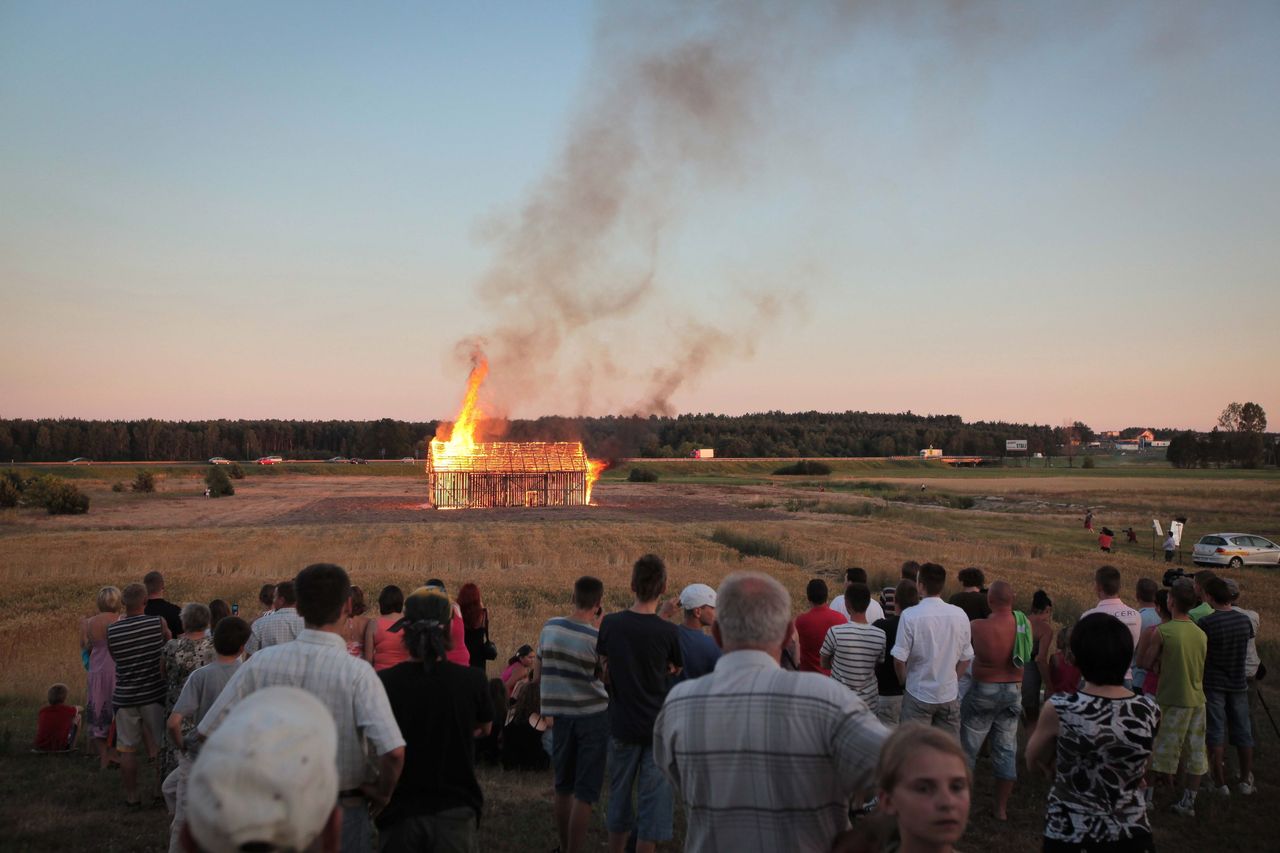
left=890, top=596, right=973, bottom=704
left=1082, top=597, right=1143, bottom=679
left=830, top=594, right=885, bottom=624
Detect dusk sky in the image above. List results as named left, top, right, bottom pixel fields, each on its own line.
left=3, top=1, right=1277, bottom=431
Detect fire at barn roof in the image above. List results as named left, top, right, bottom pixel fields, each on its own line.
left=427, top=439, right=598, bottom=509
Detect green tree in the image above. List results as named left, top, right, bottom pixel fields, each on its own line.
left=205, top=467, right=234, bottom=497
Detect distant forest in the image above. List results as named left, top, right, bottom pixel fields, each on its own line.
left=0, top=413, right=1187, bottom=463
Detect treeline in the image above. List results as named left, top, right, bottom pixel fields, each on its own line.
left=1165, top=430, right=1276, bottom=469
left=0, top=412, right=1068, bottom=462
left=0, top=418, right=434, bottom=463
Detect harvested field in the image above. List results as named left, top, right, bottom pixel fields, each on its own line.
left=1, top=468, right=1278, bottom=851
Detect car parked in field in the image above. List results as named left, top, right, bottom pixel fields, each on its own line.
left=326, top=457, right=348, bottom=464
left=1192, top=533, right=1280, bottom=569
left=400, top=457, right=416, bottom=463
left=208, top=457, right=231, bottom=465
left=348, top=458, right=367, bottom=465
left=68, top=457, right=92, bottom=464
left=255, top=455, right=284, bottom=465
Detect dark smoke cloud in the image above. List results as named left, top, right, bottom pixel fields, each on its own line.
left=457, top=0, right=1197, bottom=417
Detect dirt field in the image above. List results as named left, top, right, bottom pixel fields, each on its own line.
left=2, top=468, right=1278, bottom=851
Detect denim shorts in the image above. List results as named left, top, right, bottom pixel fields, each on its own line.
left=959, top=681, right=1022, bottom=781
left=1205, top=690, right=1254, bottom=748
left=605, top=738, right=674, bottom=842
left=551, top=711, right=610, bottom=804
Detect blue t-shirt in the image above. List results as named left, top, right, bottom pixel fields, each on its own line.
left=1132, top=606, right=1162, bottom=689
left=675, top=625, right=722, bottom=682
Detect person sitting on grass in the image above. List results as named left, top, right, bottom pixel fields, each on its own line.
left=502, top=679, right=552, bottom=772
left=502, top=644, right=537, bottom=700
left=33, top=683, right=80, bottom=752
left=1027, top=612, right=1159, bottom=853
left=164, top=616, right=251, bottom=853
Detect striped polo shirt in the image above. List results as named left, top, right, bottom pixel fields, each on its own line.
left=820, top=621, right=886, bottom=709
left=538, top=616, right=609, bottom=717
left=107, top=614, right=168, bottom=708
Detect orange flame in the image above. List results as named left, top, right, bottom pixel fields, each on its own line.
left=431, top=352, right=607, bottom=506
left=435, top=353, right=489, bottom=457
left=586, top=458, right=608, bottom=504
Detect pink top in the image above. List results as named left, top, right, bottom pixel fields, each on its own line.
left=371, top=614, right=411, bottom=671
left=446, top=604, right=470, bottom=666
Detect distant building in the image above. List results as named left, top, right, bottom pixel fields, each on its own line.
left=1115, top=441, right=1141, bottom=452
left=1149, top=440, right=1171, bottom=449
left=1138, top=429, right=1156, bottom=444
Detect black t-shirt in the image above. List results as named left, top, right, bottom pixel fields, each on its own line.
left=377, top=660, right=494, bottom=826
left=949, top=591, right=991, bottom=622
left=596, top=610, right=682, bottom=745
left=145, top=598, right=183, bottom=637
left=873, top=616, right=903, bottom=697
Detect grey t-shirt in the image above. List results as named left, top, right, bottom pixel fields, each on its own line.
left=173, top=660, right=240, bottom=752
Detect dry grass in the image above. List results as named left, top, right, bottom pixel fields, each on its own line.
left=2, top=470, right=1279, bottom=851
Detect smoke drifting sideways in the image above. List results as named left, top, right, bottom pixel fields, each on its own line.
left=455, top=0, right=834, bottom=418
left=453, top=0, right=1205, bottom=420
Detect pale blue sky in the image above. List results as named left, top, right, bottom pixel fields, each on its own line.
left=3, top=1, right=1277, bottom=430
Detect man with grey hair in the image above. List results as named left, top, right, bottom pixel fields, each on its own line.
left=654, top=572, right=889, bottom=852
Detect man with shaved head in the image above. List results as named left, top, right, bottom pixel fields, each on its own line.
left=959, top=580, right=1023, bottom=821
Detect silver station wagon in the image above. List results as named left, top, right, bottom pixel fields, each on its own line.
left=1192, top=533, right=1280, bottom=569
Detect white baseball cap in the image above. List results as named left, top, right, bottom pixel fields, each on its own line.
left=679, top=583, right=717, bottom=610
left=186, top=686, right=339, bottom=853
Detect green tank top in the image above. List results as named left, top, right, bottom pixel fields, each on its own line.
left=1155, top=619, right=1206, bottom=708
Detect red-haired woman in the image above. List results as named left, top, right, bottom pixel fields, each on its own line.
left=458, top=582, right=492, bottom=671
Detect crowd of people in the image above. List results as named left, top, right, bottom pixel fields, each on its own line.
left=44, top=555, right=1265, bottom=852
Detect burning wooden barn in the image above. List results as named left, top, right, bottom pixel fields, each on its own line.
left=427, top=440, right=596, bottom=509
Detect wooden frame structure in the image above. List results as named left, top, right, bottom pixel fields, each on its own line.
left=427, top=441, right=590, bottom=509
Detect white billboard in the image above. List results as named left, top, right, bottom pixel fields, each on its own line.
left=1170, top=520, right=1184, bottom=548
left=1006, top=439, right=1028, bottom=451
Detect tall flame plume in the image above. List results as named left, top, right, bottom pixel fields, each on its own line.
left=430, top=352, right=606, bottom=505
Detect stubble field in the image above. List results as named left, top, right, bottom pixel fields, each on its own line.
left=1, top=461, right=1278, bottom=851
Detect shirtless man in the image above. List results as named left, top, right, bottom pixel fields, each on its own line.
left=958, top=581, right=1022, bottom=820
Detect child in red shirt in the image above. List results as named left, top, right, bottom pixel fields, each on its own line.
left=34, top=683, right=79, bottom=752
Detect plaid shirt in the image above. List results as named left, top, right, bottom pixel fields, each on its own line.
left=199, top=629, right=405, bottom=789
left=654, top=650, right=888, bottom=852
left=245, top=607, right=305, bottom=655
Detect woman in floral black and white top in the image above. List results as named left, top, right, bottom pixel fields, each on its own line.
left=1027, top=612, right=1160, bottom=853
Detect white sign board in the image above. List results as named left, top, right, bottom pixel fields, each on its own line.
left=1152, top=519, right=1163, bottom=537
left=1169, top=520, right=1184, bottom=548
left=1006, top=439, right=1028, bottom=451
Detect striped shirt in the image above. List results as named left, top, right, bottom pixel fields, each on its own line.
left=654, top=650, right=889, bottom=853
left=245, top=607, right=305, bottom=655
left=107, top=614, right=168, bottom=708
left=1200, top=608, right=1254, bottom=692
left=199, top=629, right=405, bottom=789
left=538, top=617, right=608, bottom=717
left=820, top=622, right=886, bottom=709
